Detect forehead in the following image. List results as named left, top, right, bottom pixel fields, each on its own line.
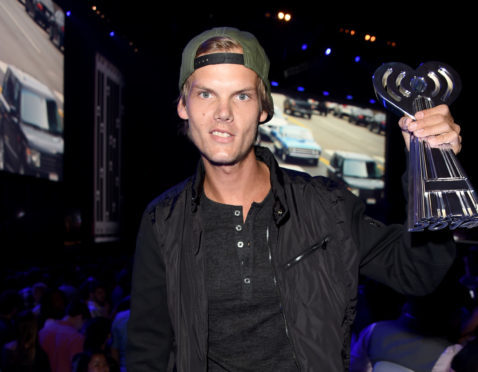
left=189, top=63, right=259, bottom=88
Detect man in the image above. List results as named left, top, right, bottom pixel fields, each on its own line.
left=127, top=27, right=461, bottom=371
left=39, top=299, right=90, bottom=372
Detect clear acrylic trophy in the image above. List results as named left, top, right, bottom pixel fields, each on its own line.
left=373, top=61, right=478, bottom=231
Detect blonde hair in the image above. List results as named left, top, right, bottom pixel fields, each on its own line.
left=178, top=36, right=272, bottom=121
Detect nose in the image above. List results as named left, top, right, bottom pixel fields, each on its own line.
left=214, top=99, right=233, bottom=122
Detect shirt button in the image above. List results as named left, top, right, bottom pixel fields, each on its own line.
left=235, top=225, right=242, bottom=232
left=244, top=278, right=251, bottom=284
left=237, top=241, right=244, bottom=248
left=234, top=210, right=241, bottom=216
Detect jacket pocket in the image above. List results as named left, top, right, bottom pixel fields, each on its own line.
left=283, top=236, right=329, bottom=270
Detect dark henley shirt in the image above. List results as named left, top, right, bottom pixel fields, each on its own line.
left=200, top=191, right=297, bottom=371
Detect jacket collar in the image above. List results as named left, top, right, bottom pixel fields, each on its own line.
left=189, top=146, right=289, bottom=224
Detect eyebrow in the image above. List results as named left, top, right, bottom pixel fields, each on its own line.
left=192, top=84, right=257, bottom=95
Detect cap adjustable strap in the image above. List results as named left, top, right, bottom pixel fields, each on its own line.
left=194, top=53, right=244, bottom=69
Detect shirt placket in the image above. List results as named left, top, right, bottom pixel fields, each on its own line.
left=233, top=208, right=253, bottom=300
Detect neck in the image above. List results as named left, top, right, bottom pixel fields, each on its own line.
left=203, top=151, right=270, bottom=219
left=62, top=315, right=83, bottom=330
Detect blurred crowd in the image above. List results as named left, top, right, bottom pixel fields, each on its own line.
left=0, top=255, right=131, bottom=372
left=0, top=251, right=477, bottom=372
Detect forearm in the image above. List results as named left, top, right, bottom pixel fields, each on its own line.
left=353, top=193, right=456, bottom=295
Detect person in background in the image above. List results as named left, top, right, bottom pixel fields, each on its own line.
left=0, top=309, right=50, bottom=372
left=39, top=299, right=90, bottom=372
left=350, top=287, right=464, bottom=372
left=0, top=290, right=22, bottom=349
left=85, top=279, right=110, bottom=319
left=110, top=309, right=129, bottom=372
left=73, top=350, right=115, bottom=372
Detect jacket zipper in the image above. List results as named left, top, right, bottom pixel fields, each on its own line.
left=266, top=226, right=302, bottom=371
left=284, top=236, right=329, bottom=270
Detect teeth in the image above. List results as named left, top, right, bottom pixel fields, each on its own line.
left=212, top=131, right=231, bottom=138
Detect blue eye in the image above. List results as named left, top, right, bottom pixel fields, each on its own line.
left=237, top=93, right=250, bottom=101
left=199, top=91, right=211, bottom=98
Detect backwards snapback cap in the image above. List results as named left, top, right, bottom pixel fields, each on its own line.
left=179, top=27, right=273, bottom=123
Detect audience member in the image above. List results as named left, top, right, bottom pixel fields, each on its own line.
left=0, top=290, right=23, bottom=347
left=110, top=309, right=129, bottom=372
left=350, top=290, right=464, bottom=372
left=37, top=288, right=67, bottom=329
left=57, top=267, right=81, bottom=304
left=31, top=282, right=48, bottom=316
left=72, top=350, right=118, bottom=372
left=83, top=316, right=112, bottom=353
left=39, top=299, right=90, bottom=372
left=84, top=279, right=110, bottom=318
left=0, top=309, right=50, bottom=371
left=110, top=268, right=131, bottom=312
left=17, top=286, right=33, bottom=312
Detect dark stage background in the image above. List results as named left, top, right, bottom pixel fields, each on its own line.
left=1, top=2, right=477, bottom=268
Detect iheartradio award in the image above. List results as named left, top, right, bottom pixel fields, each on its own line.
left=373, top=61, right=478, bottom=231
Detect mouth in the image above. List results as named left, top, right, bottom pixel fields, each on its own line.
left=211, top=130, right=232, bottom=138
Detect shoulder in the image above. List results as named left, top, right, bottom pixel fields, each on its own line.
left=279, top=166, right=343, bottom=189
left=280, top=166, right=350, bottom=201
left=145, top=177, right=192, bottom=213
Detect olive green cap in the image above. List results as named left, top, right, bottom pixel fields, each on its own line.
left=179, top=27, right=273, bottom=123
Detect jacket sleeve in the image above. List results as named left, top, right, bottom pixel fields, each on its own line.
left=348, top=192, right=456, bottom=296
left=126, top=208, right=174, bottom=371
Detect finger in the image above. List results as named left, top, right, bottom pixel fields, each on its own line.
left=423, top=132, right=462, bottom=154
left=415, top=104, right=450, bottom=120
left=411, top=121, right=456, bottom=138
left=398, top=116, right=413, bottom=131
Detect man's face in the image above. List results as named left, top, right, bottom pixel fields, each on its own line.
left=178, top=58, right=268, bottom=167
left=93, top=287, right=106, bottom=304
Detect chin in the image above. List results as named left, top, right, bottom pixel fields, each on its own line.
left=204, top=155, right=238, bottom=166
left=202, top=150, right=246, bottom=166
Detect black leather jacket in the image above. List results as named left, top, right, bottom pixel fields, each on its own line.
left=127, top=146, right=455, bottom=372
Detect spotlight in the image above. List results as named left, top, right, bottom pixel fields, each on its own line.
left=277, top=11, right=291, bottom=22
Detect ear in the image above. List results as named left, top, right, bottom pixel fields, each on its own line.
left=259, top=109, right=268, bottom=123
left=177, top=98, right=189, bottom=120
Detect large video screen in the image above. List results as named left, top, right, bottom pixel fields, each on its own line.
left=259, top=91, right=387, bottom=220
left=0, top=0, right=65, bottom=182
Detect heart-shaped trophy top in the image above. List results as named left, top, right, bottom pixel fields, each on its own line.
left=372, top=61, right=461, bottom=119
